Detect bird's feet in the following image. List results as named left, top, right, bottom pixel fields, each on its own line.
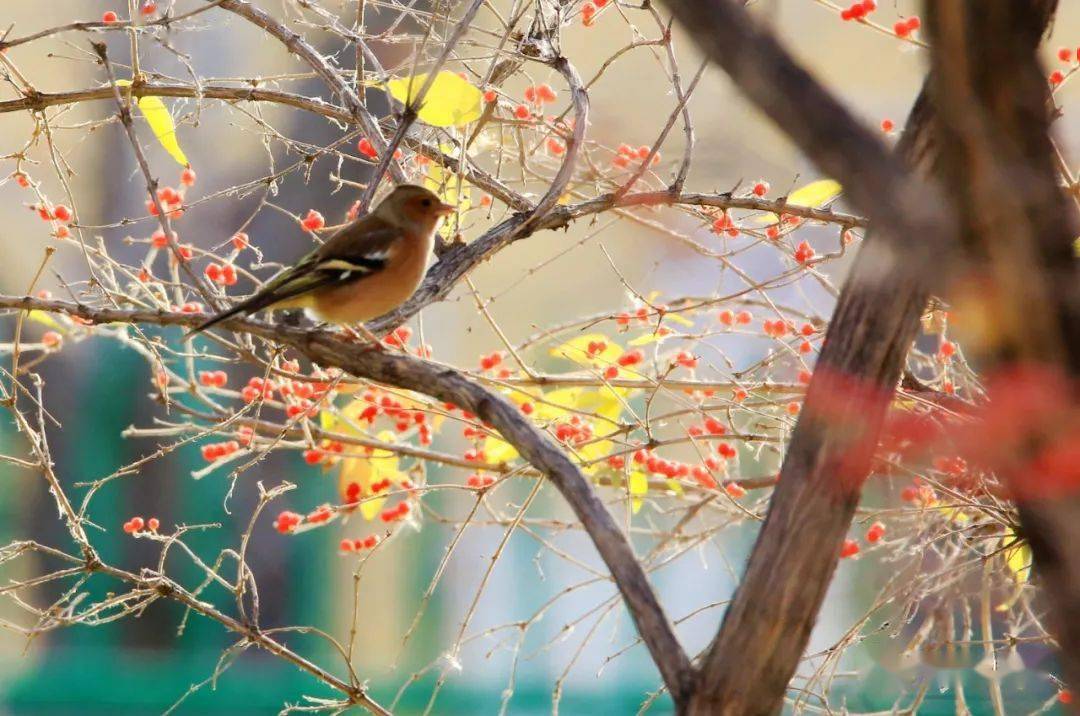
left=341, top=324, right=386, bottom=351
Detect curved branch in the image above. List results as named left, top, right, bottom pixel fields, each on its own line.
left=0, top=294, right=697, bottom=706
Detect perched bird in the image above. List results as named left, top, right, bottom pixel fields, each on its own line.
left=189, top=184, right=453, bottom=337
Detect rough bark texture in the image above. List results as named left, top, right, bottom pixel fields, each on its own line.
left=659, top=1, right=1060, bottom=713
left=925, top=0, right=1080, bottom=691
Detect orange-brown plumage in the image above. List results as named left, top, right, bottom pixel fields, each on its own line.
left=189, top=184, right=452, bottom=335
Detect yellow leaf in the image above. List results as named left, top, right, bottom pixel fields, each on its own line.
left=483, top=435, right=519, bottom=464
left=337, top=431, right=405, bottom=521
left=754, top=179, right=842, bottom=225
left=1074, top=236, right=1080, bottom=257
left=544, top=386, right=624, bottom=424
left=549, top=333, right=623, bottom=365
left=319, top=409, right=336, bottom=432
left=116, top=80, right=189, bottom=166
left=385, top=71, right=483, bottom=127
left=628, top=333, right=662, bottom=347
left=26, top=310, right=61, bottom=329
left=629, top=471, right=648, bottom=514
left=997, top=531, right=1031, bottom=611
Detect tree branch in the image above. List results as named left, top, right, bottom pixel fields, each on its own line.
left=0, top=294, right=697, bottom=706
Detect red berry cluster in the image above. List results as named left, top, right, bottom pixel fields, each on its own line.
left=711, top=212, right=739, bottom=237
left=198, top=370, right=228, bottom=388
left=382, top=325, right=412, bottom=348
left=581, top=0, right=608, bottom=27
left=147, top=184, right=185, bottom=219
left=762, top=319, right=791, bottom=338
left=201, top=440, right=240, bottom=462
left=478, top=351, right=505, bottom=371
left=794, top=240, right=815, bottom=264
left=616, top=349, right=644, bottom=367
left=301, top=209, right=325, bottom=232
left=523, top=83, right=558, bottom=105
left=466, top=473, right=496, bottom=488
left=893, top=16, right=921, bottom=38
left=718, top=309, right=753, bottom=327
left=553, top=415, right=594, bottom=446
left=274, top=511, right=303, bottom=534
left=379, top=501, right=411, bottom=523
left=357, top=137, right=403, bottom=161
left=839, top=0, right=875, bottom=21
left=673, top=351, right=698, bottom=369
left=123, top=515, right=160, bottom=533
left=205, top=262, right=238, bottom=286
left=612, top=143, right=660, bottom=169
left=340, top=535, right=379, bottom=552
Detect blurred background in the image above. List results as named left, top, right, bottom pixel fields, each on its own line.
left=0, top=1, right=1077, bottom=713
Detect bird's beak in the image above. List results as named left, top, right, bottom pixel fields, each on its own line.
left=434, top=202, right=455, bottom=217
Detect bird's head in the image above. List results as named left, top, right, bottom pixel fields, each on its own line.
left=375, top=184, right=454, bottom=235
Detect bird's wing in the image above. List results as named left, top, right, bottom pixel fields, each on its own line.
left=262, top=224, right=401, bottom=304
left=187, top=217, right=402, bottom=335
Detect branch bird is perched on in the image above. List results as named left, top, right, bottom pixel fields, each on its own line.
left=189, top=184, right=453, bottom=338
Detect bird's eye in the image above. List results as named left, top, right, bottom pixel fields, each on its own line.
left=421, top=198, right=432, bottom=207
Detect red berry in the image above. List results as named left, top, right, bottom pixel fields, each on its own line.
left=752, top=181, right=769, bottom=197
left=894, top=20, right=911, bottom=37
left=1050, top=70, right=1065, bottom=86
left=794, top=240, right=815, bottom=264
left=881, top=118, right=895, bottom=133
left=357, top=137, right=377, bottom=158
left=221, top=264, right=238, bottom=286
left=536, top=83, right=557, bottom=103
left=180, top=167, right=196, bottom=186
left=523, top=85, right=537, bottom=103
left=232, top=232, right=249, bottom=250
left=53, top=205, right=72, bottom=223
left=617, top=349, right=643, bottom=367
left=205, top=263, right=222, bottom=282
left=274, top=511, right=301, bottom=534
left=1058, top=48, right=1074, bottom=63
left=704, top=417, right=726, bottom=435
left=147, top=517, right=160, bottom=531
left=103, top=11, right=120, bottom=23
left=141, top=1, right=157, bottom=15
left=301, top=210, right=325, bottom=231
left=866, top=522, right=885, bottom=543
left=840, top=539, right=860, bottom=558
left=483, top=89, right=497, bottom=103
left=42, top=331, right=62, bottom=349
left=513, top=104, right=530, bottom=120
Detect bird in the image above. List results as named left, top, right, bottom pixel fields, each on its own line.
left=188, top=184, right=453, bottom=339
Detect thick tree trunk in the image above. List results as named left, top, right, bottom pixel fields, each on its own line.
left=659, top=1, right=1061, bottom=712
left=925, top=0, right=1080, bottom=691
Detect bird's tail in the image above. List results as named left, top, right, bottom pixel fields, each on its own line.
left=183, top=293, right=278, bottom=340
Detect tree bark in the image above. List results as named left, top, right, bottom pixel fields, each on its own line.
left=659, top=1, right=1059, bottom=712
left=924, top=0, right=1080, bottom=691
